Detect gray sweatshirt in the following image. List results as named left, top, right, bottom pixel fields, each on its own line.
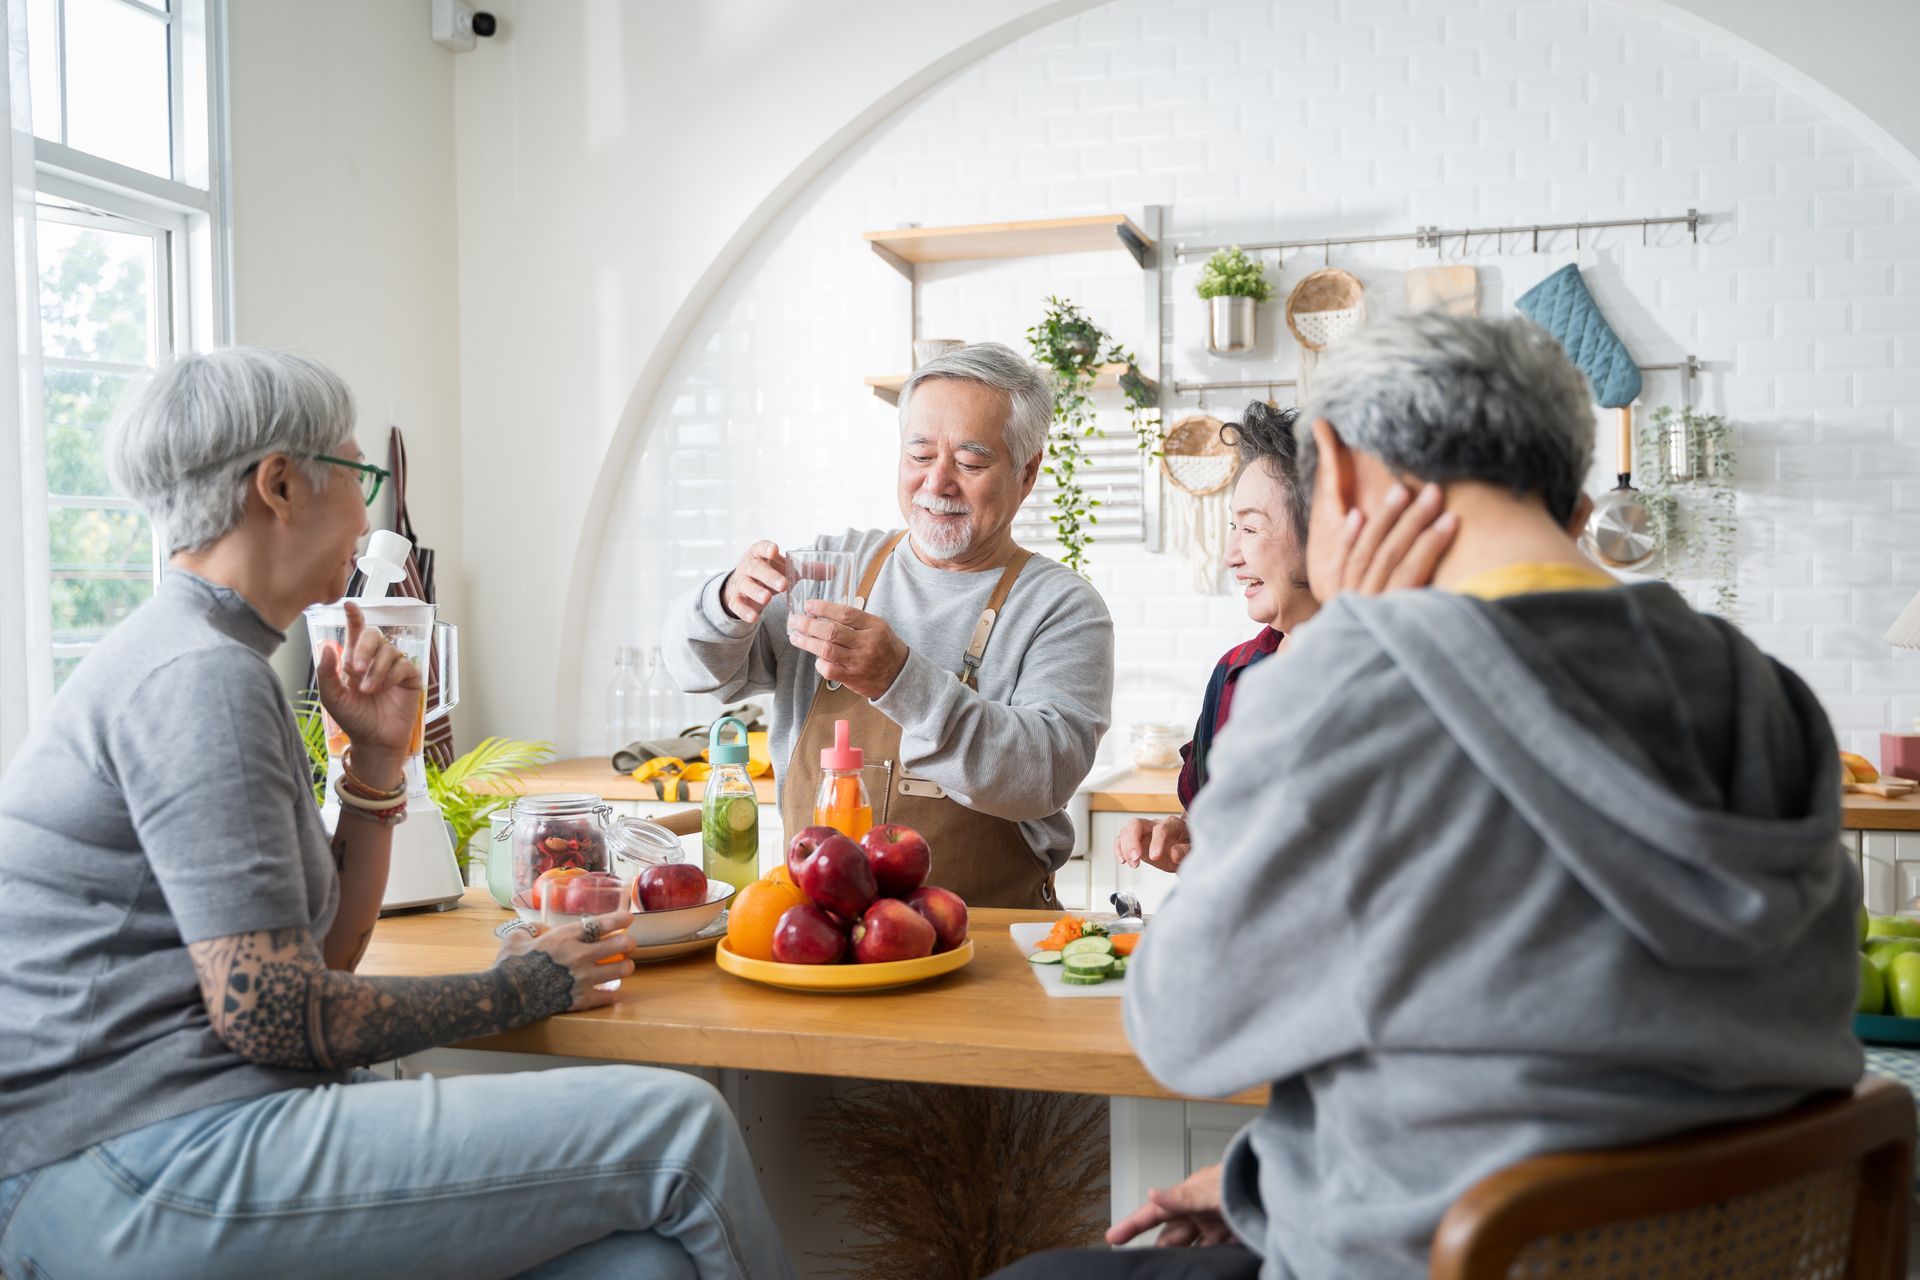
left=1126, top=583, right=1861, bottom=1279
left=662, top=528, right=1114, bottom=865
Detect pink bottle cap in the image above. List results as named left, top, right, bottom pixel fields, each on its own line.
left=820, top=719, right=863, bottom=771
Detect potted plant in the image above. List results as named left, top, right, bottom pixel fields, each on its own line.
left=1195, top=245, right=1273, bottom=355
left=1026, top=296, right=1158, bottom=575
left=1636, top=406, right=1738, bottom=619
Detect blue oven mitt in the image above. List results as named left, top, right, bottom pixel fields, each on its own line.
left=1515, top=264, right=1642, bottom=408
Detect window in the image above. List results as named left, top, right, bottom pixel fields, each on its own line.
left=2, top=0, right=227, bottom=751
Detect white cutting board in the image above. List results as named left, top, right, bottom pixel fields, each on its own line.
left=1010, top=922, right=1129, bottom=999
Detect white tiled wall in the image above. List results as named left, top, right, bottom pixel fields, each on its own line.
left=579, top=0, right=1920, bottom=763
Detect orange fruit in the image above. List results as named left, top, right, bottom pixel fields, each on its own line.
left=768, top=863, right=806, bottom=896
left=727, top=878, right=809, bottom=961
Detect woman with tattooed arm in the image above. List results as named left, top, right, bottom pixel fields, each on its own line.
left=0, top=349, right=793, bottom=1279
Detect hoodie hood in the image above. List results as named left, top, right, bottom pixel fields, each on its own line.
left=1344, top=583, right=1847, bottom=970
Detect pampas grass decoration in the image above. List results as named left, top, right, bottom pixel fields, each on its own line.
left=807, top=1082, right=1108, bottom=1279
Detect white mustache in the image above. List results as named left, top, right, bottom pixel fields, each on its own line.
left=913, top=495, right=971, bottom=516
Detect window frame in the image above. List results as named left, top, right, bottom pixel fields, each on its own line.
left=5, top=0, right=230, bottom=747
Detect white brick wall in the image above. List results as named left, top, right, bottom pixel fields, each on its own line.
left=577, top=0, right=1920, bottom=766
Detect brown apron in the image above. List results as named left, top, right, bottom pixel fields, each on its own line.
left=778, top=532, right=1057, bottom=910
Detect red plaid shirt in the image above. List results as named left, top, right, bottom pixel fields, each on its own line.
left=1176, top=627, right=1285, bottom=808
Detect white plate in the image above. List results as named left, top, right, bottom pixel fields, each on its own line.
left=1011, top=921, right=1134, bottom=999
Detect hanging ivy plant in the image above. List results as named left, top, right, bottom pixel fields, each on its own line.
left=1025, top=296, right=1158, bottom=576
left=1636, top=405, right=1738, bottom=619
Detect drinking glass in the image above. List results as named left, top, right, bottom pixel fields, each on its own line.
left=786, top=548, right=856, bottom=634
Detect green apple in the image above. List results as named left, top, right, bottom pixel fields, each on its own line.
left=1866, top=939, right=1920, bottom=975
left=1889, top=952, right=1920, bottom=1018
left=1870, top=915, right=1920, bottom=940
left=1861, top=905, right=1871, bottom=946
left=1859, top=953, right=1887, bottom=1014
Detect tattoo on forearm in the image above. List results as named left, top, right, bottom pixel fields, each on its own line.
left=187, top=929, right=576, bottom=1070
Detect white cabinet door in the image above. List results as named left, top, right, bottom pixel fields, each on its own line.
left=1863, top=832, right=1920, bottom=916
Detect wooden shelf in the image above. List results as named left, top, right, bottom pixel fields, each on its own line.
left=864, top=214, right=1151, bottom=272
left=866, top=362, right=1130, bottom=405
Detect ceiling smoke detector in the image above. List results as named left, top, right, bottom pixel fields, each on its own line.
left=431, top=0, right=497, bottom=53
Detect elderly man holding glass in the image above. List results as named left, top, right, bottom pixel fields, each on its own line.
left=665, top=342, right=1114, bottom=908
left=0, top=349, right=793, bottom=1279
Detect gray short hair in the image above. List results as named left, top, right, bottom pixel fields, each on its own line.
left=1299, top=313, right=1595, bottom=524
left=108, top=347, right=356, bottom=553
left=897, top=342, right=1055, bottom=463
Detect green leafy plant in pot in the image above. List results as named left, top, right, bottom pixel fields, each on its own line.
left=1195, top=245, right=1273, bottom=356
left=1026, top=296, right=1159, bottom=576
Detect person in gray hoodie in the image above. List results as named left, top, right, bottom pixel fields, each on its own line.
left=995, top=312, right=1862, bottom=1279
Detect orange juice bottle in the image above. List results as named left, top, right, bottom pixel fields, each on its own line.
left=812, top=719, right=872, bottom=840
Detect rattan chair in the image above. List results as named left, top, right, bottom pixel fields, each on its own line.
left=1431, top=1077, right=1915, bottom=1280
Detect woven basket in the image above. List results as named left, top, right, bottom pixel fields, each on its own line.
left=1160, top=413, right=1235, bottom=496
left=1285, top=267, right=1367, bottom=351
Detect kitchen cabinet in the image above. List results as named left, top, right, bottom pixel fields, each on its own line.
left=1860, top=830, right=1920, bottom=915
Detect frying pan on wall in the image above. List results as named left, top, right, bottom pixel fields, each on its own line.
left=1583, top=407, right=1657, bottom=571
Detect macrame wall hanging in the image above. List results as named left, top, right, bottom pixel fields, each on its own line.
left=1160, top=411, right=1237, bottom=594
left=1285, top=266, right=1367, bottom=399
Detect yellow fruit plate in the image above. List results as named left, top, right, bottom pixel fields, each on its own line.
left=715, top=938, right=973, bottom=992
left=1854, top=1013, right=1920, bottom=1046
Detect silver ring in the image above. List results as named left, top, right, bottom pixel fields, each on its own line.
left=497, top=919, right=535, bottom=939
left=579, top=915, right=603, bottom=943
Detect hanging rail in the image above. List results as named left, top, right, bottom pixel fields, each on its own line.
left=1173, top=210, right=1702, bottom=263
left=1171, top=357, right=1697, bottom=405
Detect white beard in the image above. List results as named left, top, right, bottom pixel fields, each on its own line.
left=909, top=506, right=975, bottom=559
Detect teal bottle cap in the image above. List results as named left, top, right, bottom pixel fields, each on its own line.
left=709, top=715, right=751, bottom=765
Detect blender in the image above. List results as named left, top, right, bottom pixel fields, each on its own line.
left=304, top=530, right=464, bottom=913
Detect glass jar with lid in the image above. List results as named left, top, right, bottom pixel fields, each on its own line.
left=495, top=793, right=613, bottom=902
left=1129, top=722, right=1186, bottom=770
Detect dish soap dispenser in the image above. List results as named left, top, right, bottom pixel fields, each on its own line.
left=702, top=716, right=760, bottom=892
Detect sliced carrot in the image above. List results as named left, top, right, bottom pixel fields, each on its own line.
left=1110, top=932, right=1139, bottom=957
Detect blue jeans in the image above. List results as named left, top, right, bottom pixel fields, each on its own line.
left=0, top=1065, right=794, bottom=1279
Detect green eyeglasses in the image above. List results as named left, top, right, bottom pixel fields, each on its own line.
left=312, top=455, right=390, bottom=506
left=244, top=454, right=390, bottom=506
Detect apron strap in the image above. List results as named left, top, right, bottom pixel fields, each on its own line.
left=856, top=531, right=907, bottom=604
left=959, top=548, right=1032, bottom=688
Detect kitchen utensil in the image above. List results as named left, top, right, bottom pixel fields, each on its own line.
left=785, top=547, right=855, bottom=634
left=1582, top=407, right=1658, bottom=571
left=1207, top=296, right=1256, bottom=355
left=1159, top=413, right=1234, bottom=593
left=1847, top=779, right=1919, bottom=799
left=1515, top=264, right=1643, bottom=408
left=714, top=937, right=973, bottom=992
left=304, top=532, right=464, bottom=913
left=1404, top=265, right=1479, bottom=316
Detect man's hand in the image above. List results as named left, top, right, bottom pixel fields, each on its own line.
left=1107, top=1162, right=1236, bottom=1248
left=787, top=601, right=910, bottom=699
left=1333, top=482, right=1458, bottom=598
left=720, top=540, right=791, bottom=625
left=1115, top=815, right=1192, bottom=873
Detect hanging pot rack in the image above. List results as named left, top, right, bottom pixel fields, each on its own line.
left=1173, top=357, right=1699, bottom=407
left=1174, top=210, right=1701, bottom=265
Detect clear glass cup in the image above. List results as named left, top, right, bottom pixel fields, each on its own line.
left=785, top=548, right=855, bottom=634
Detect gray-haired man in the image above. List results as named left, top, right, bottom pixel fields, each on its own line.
left=999, top=313, right=1859, bottom=1278
left=663, top=342, right=1114, bottom=907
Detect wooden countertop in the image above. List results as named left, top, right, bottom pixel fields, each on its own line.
left=474, top=760, right=1920, bottom=829
left=360, top=889, right=1258, bottom=1104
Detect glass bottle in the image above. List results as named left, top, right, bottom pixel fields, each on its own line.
left=607, top=646, right=645, bottom=754
left=812, top=718, right=873, bottom=841
left=702, top=716, right=760, bottom=892
left=645, top=645, right=677, bottom=739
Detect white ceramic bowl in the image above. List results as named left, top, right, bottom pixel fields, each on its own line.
left=513, top=878, right=737, bottom=947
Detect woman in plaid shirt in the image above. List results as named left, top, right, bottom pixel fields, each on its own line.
left=1115, top=402, right=1453, bottom=873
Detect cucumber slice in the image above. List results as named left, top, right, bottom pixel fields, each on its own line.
left=1028, top=950, right=1064, bottom=965
left=1062, top=937, right=1113, bottom=958
left=1063, top=953, right=1114, bottom=977
left=1110, top=957, right=1128, bottom=977
left=725, top=795, right=758, bottom=833
left=1061, top=970, right=1109, bottom=985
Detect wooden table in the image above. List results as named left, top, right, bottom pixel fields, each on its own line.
left=360, top=889, right=1259, bottom=1105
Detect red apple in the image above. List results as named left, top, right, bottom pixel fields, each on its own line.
left=791, top=833, right=878, bottom=920
left=906, top=885, right=969, bottom=952
left=771, top=904, right=847, bottom=965
left=850, top=898, right=936, bottom=964
left=636, top=862, right=708, bottom=912
left=860, top=824, right=932, bottom=898
left=786, top=825, right=840, bottom=879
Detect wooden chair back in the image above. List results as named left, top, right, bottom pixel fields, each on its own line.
left=1431, top=1077, right=1914, bottom=1280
